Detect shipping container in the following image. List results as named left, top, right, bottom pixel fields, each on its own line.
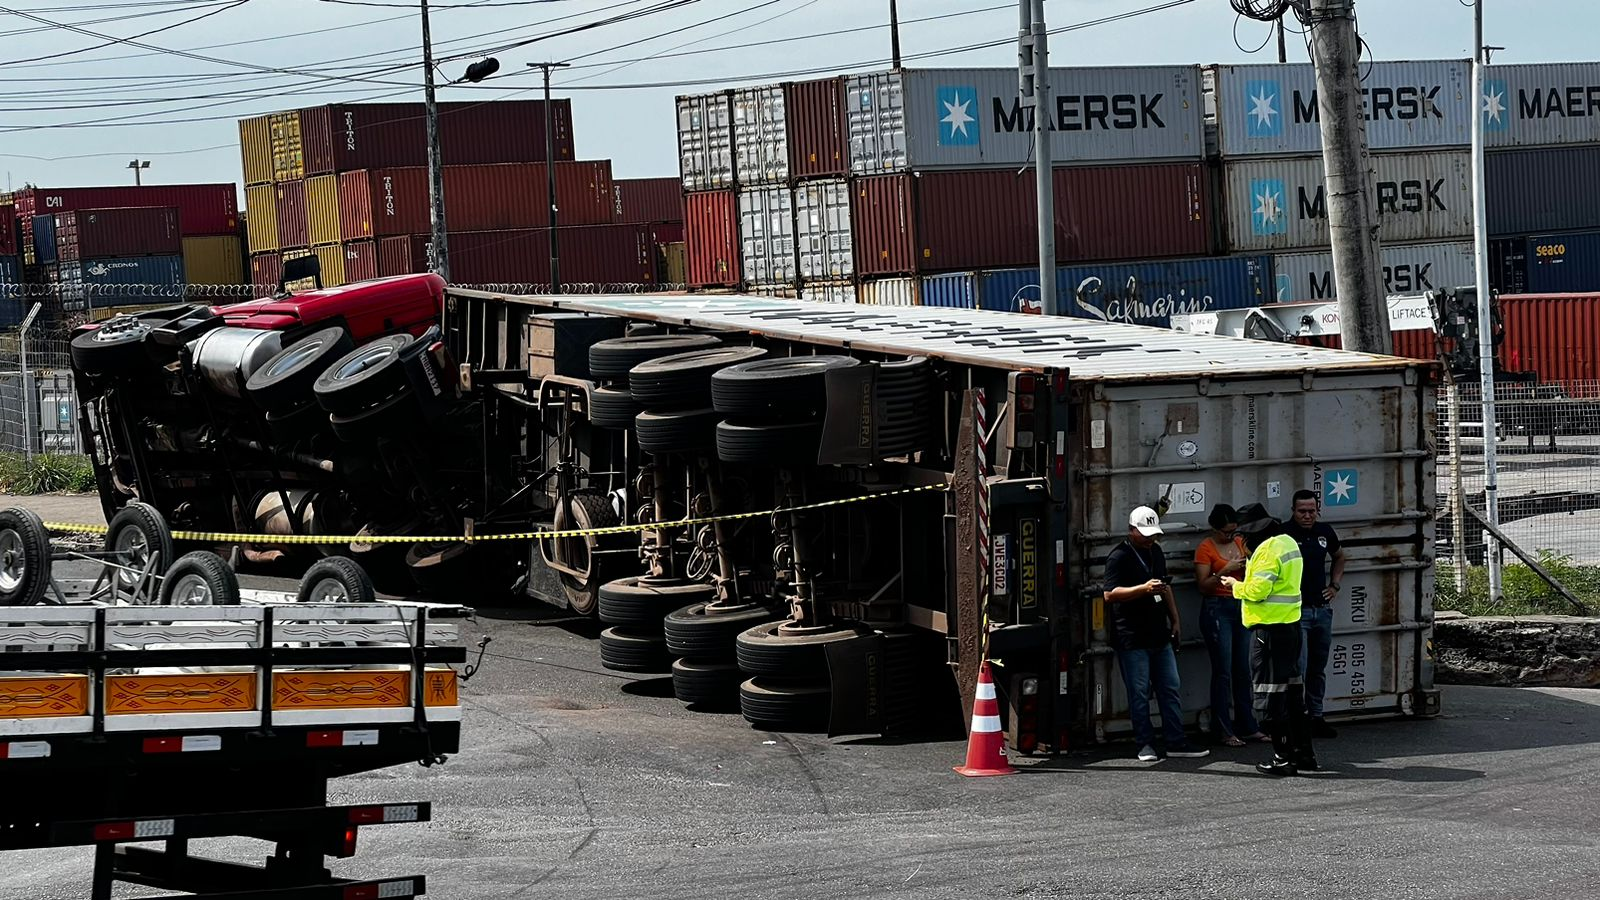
left=1515, top=230, right=1600, bottom=294
left=845, top=66, right=1204, bottom=175
left=376, top=236, right=415, bottom=278
left=239, top=115, right=273, bottom=186
left=662, top=241, right=687, bottom=285
left=343, top=239, right=378, bottom=284
left=55, top=207, right=181, bottom=262
left=612, top=177, right=683, bottom=223
left=1487, top=145, right=1600, bottom=236
left=857, top=277, right=915, bottom=306
left=1212, top=60, right=1470, bottom=157
left=312, top=244, right=346, bottom=288
left=786, top=77, right=848, bottom=180
left=57, top=255, right=185, bottom=312
left=245, top=184, right=279, bottom=253
left=338, top=161, right=615, bottom=242
left=1500, top=294, right=1600, bottom=387
left=738, top=186, right=795, bottom=287
left=306, top=174, right=341, bottom=247
left=685, top=189, right=739, bottom=287
left=677, top=92, right=735, bottom=191
left=250, top=253, right=282, bottom=293
left=920, top=271, right=977, bottom=308
left=978, top=255, right=1272, bottom=326
left=1223, top=149, right=1472, bottom=252
left=270, top=111, right=303, bottom=184
left=799, top=281, right=855, bottom=304
left=1055, top=163, right=1212, bottom=261
left=422, top=223, right=658, bottom=286
left=1492, top=236, right=1527, bottom=294
left=733, top=86, right=788, bottom=186
left=0, top=256, right=20, bottom=327
left=854, top=171, right=1037, bottom=276
left=275, top=179, right=309, bottom=250
left=10, top=185, right=237, bottom=236
left=291, top=100, right=574, bottom=177
left=1273, top=240, right=1476, bottom=303
left=0, top=255, right=18, bottom=285
left=795, top=178, right=853, bottom=281
left=0, top=204, right=14, bottom=257
left=181, top=235, right=244, bottom=285
left=1483, top=63, right=1600, bottom=148
left=30, top=214, right=56, bottom=264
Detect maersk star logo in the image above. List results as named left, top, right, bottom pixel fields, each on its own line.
left=1250, top=178, right=1288, bottom=236
left=1482, top=79, right=1509, bottom=132
left=937, top=86, right=978, bottom=146
left=1324, top=469, right=1359, bottom=506
left=1244, top=79, right=1282, bottom=137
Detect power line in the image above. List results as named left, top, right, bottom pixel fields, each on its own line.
left=565, top=0, right=818, bottom=83
left=0, top=0, right=251, bottom=66
left=0, top=0, right=236, bottom=40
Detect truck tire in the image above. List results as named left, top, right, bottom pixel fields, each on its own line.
left=628, top=346, right=768, bottom=409
left=549, top=492, right=622, bottom=617
left=735, top=620, right=871, bottom=679
left=588, top=384, right=642, bottom=430
left=159, top=551, right=241, bottom=606
left=246, top=326, right=355, bottom=413
left=70, top=317, right=155, bottom=376
left=710, top=355, right=860, bottom=418
left=312, top=334, right=414, bottom=414
left=597, top=577, right=714, bottom=628
left=588, top=334, right=723, bottom=383
left=634, top=409, right=720, bottom=455
left=264, top=401, right=331, bottom=443
left=329, top=390, right=417, bottom=442
left=671, top=658, right=743, bottom=707
left=663, top=602, right=777, bottom=659
left=714, top=420, right=822, bottom=465
left=105, top=501, right=175, bottom=591
left=600, top=626, right=672, bottom=673
left=739, top=677, right=830, bottom=730
left=0, top=506, right=51, bottom=606
left=296, top=556, right=377, bottom=604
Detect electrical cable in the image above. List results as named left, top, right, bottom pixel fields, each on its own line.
left=0, top=0, right=251, bottom=67
left=0, top=0, right=237, bottom=40
left=564, top=0, right=817, bottom=83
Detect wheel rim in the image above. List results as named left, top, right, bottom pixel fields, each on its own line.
left=263, top=339, right=326, bottom=378
left=0, top=528, right=25, bottom=593
left=113, top=526, right=150, bottom=585
left=334, top=344, right=397, bottom=380
left=307, top=577, right=349, bottom=603
left=94, top=317, right=149, bottom=344
left=169, top=573, right=215, bottom=606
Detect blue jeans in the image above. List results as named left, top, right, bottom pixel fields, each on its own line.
left=1299, top=605, right=1334, bottom=717
left=1116, top=644, right=1187, bottom=749
left=1200, top=596, right=1260, bottom=739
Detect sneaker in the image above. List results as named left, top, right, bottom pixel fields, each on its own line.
left=1166, top=743, right=1211, bottom=759
left=1256, top=758, right=1298, bottom=777
left=1136, top=744, right=1160, bottom=762
left=1295, top=753, right=1321, bottom=772
left=1310, top=717, right=1339, bottom=739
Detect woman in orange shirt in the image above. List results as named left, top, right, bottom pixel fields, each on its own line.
left=1194, top=504, right=1268, bottom=747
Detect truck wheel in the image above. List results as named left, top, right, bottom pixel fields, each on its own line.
left=714, top=421, right=822, bottom=465
left=739, top=677, right=830, bottom=730
left=628, top=346, right=768, bottom=409
left=597, top=577, right=714, bottom=628
left=710, top=355, right=860, bottom=418
left=264, top=401, right=331, bottom=443
left=159, top=551, right=241, bottom=606
left=599, top=626, right=672, bottom=673
left=0, top=507, right=51, bottom=606
left=671, top=659, right=743, bottom=708
left=588, top=334, right=723, bottom=383
left=69, top=317, right=155, bottom=376
left=664, top=602, right=777, bottom=659
left=297, top=556, right=376, bottom=604
left=735, top=619, right=871, bottom=679
left=106, top=501, right=175, bottom=591
left=634, top=408, right=720, bottom=455
left=588, top=384, right=642, bottom=430
left=548, top=493, right=621, bottom=616
left=329, top=391, right=417, bottom=442
left=247, top=326, right=355, bottom=413
left=312, top=334, right=415, bottom=414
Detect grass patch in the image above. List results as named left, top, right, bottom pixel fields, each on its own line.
left=0, top=453, right=96, bottom=495
left=1437, top=550, right=1600, bottom=617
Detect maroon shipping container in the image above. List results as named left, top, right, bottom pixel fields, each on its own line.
left=685, top=190, right=738, bottom=287
left=612, top=178, right=683, bottom=223
left=341, top=240, right=378, bottom=284
left=853, top=172, right=1038, bottom=277
left=1053, top=163, right=1212, bottom=261
left=646, top=222, right=684, bottom=246
left=1500, top=294, right=1600, bottom=387
left=275, top=179, right=309, bottom=250
left=250, top=252, right=282, bottom=293
left=339, top=162, right=614, bottom=242
left=299, top=101, right=575, bottom=176
left=786, top=77, right=848, bottom=180
left=11, top=185, right=237, bottom=236
left=0, top=204, right=16, bottom=257
left=55, top=207, right=181, bottom=261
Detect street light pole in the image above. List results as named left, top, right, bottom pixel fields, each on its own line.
left=127, top=160, right=149, bottom=186
left=421, top=0, right=449, bottom=282
left=529, top=62, right=570, bottom=293
left=1470, top=0, right=1502, bottom=603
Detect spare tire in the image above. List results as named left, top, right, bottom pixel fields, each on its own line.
left=247, top=326, right=355, bottom=413
left=160, top=551, right=241, bottom=606
left=588, top=334, right=723, bottom=383
left=711, top=355, right=860, bottom=418
left=0, top=507, right=51, bottom=607
left=312, top=335, right=414, bottom=414
left=69, top=317, right=155, bottom=376
left=628, top=346, right=767, bottom=409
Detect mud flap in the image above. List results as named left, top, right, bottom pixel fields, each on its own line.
left=824, top=632, right=887, bottom=738
left=818, top=364, right=877, bottom=466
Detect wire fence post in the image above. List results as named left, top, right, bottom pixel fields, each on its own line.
left=18, top=302, right=41, bottom=464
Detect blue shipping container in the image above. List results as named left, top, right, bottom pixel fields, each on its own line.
left=1522, top=230, right=1600, bottom=294
left=58, top=255, right=185, bottom=311
left=977, top=256, right=1275, bottom=327
left=919, top=272, right=977, bottom=309
left=31, top=214, right=57, bottom=264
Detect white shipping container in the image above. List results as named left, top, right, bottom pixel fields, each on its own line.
left=1483, top=62, right=1600, bottom=148
left=795, top=179, right=853, bottom=281
left=845, top=66, right=1204, bottom=175
left=733, top=86, right=788, bottom=186
left=858, top=277, right=916, bottom=306
left=677, top=93, right=734, bottom=192
left=801, top=281, right=856, bottom=304
left=1273, top=240, right=1475, bottom=304
left=1223, top=149, right=1472, bottom=252
left=738, top=186, right=795, bottom=287
left=1213, top=60, right=1470, bottom=157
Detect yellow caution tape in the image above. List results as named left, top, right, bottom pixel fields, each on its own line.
left=43, top=483, right=948, bottom=547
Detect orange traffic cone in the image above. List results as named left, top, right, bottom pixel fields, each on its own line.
left=954, top=660, right=1017, bottom=777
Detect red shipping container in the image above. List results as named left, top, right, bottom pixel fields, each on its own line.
left=685, top=190, right=738, bottom=287
left=1053, top=163, right=1213, bottom=261
left=612, top=178, right=683, bottom=223
left=339, top=162, right=614, bottom=242
left=786, top=77, right=848, bottom=180
left=250, top=253, right=282, bottom=293
left=55, top=207, right=181, bottom=261
left=854, top=171, right=1039, bottom=277
left=1500, top=294, right=1600, bottom=388
left=646, top=222, right=684, bottom=246
left=11, top=185, right=237, bottom=236
left=434, top=223, right=656, bottom=286
left=275, top=179, right=309, bottom=249
left=343, top=240, right=378, bottom=284
left=299, top=101, right=575, bottom=176
left=0, top=204, right=16, bottom=257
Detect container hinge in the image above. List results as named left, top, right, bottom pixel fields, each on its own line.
left=1301, top=372, right=1314, bottom=391
left=1197, top=375, right=1211, bottom=396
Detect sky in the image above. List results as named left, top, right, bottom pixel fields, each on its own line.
left=0, top=0, right=1593, bottom=195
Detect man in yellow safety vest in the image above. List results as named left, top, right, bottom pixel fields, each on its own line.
left=1222, top=532, right=1315, bottom=776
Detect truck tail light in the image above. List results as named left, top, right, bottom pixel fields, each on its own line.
left=339, top=826, right=359, bottom=858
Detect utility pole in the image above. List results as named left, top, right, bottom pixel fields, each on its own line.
left=1470, top=0, right=1502, bottom=602
left=889, top=0, right=902, bottom=69
left=1019, top=0, right=1056, bottom=317
left=421, top=0, right=449, bottom=282
left=1305, top=0, right=1389, bottom=354
left=529, top=62, right=571, bottom=292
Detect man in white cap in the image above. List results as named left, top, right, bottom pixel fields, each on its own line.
left=1102, top=505, right=1209, bottom=762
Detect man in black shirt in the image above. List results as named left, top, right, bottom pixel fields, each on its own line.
left=1278, top=489, right=1346, bottom=738
left=1102, top=506, right=1209, bottom=762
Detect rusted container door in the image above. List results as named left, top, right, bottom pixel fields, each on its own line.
left=1054, top=163, right=1213, bottom=262
left=275, top=179, right=309, bottom=250
left=685, top=189, right=739, bottom=287
left=786, top=77, right=848, bottom=180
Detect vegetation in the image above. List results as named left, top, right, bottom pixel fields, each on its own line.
left=0, top=453, right=96, bottom=495
left=1436, top=551, right=1600, bottom=618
